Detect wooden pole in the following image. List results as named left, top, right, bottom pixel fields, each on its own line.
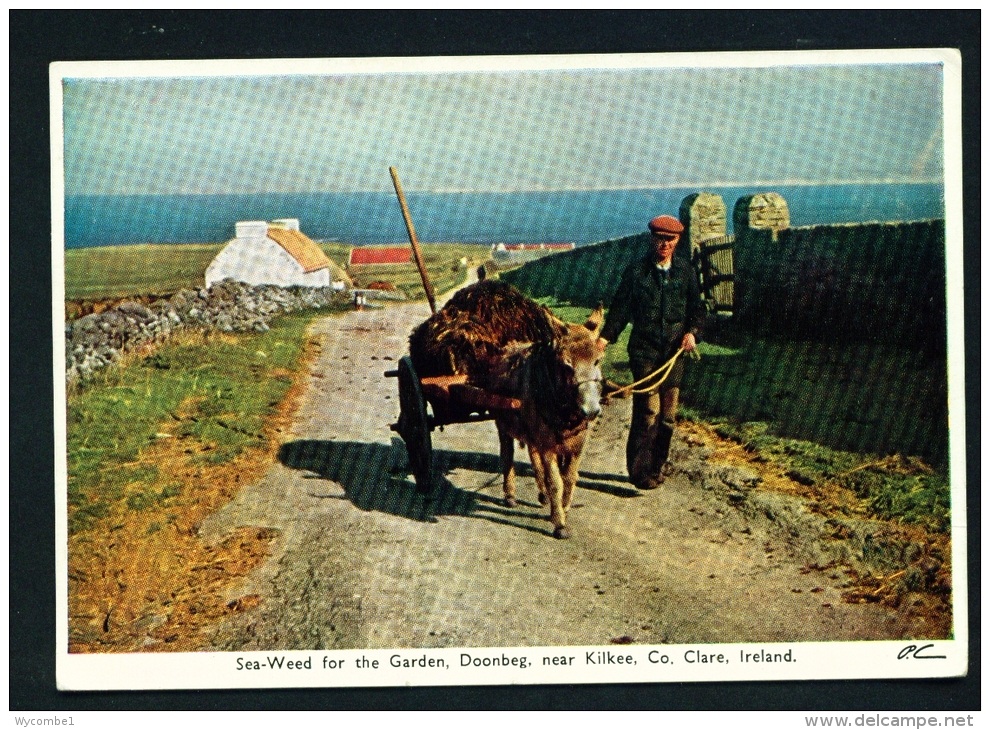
left=389, top=166, right=437, bottom=314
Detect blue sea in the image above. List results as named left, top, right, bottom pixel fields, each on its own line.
left=64, top=184, right=944, bottom=250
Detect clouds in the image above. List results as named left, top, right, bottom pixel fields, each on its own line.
left=61, top=61, right=944, bottom=195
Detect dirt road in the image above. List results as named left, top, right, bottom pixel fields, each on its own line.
left=202, top=289, right=941, bottom=652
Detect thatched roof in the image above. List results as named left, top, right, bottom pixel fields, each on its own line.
left=266, top=227, right=333, bottom=273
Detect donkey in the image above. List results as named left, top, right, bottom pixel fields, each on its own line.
left=408, top=281, right=604, bottom=539
left=477, top=307, right=605, bottom=539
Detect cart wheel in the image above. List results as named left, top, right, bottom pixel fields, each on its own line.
left=397, top=356, right=433, bottom=493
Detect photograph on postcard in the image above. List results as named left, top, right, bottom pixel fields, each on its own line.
left=54, top=50, right=966, bottom=690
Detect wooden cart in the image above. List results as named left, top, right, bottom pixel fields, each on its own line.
left=385, top=356, right=521, bottom=493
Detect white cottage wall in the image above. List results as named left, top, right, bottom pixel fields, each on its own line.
left=205, top=236, right=330, bottom=288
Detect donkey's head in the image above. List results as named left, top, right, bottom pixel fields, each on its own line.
left=554, top=304, right=606, bottom=421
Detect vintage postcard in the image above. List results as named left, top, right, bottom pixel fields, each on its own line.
left=53, top=49, right=966, bottom=690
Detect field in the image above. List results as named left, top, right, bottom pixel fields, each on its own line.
left=64, top=241, right=492, bottom=302
left=326, top=242, right=491, bottom=299
left=65, top=244, right=225, bottom=300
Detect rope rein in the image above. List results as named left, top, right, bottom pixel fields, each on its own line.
left=606, top=347, right=685, bottom=398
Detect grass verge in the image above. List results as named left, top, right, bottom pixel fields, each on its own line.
left=67, top=309, right=334, bottom=652
left=692, top=418, right=949, bottom=534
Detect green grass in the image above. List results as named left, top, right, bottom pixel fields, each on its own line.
left=679, top=335, right=948, bottom=467
left=66, top=309, right=328, bottom=532
left=541, top=296, right=950, bottom=533
left=65, top=244, right=225, bottom=300
left=64, top=241, right=492, bottom=302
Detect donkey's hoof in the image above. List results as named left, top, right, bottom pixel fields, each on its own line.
left=553, top=526, right=571, bottom=540
left=505, top=496, right=518, bottom=508
left=538, top=492, right=549, bottom=506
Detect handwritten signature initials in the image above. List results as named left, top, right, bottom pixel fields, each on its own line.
left=897, top=644, right=947, bottom=660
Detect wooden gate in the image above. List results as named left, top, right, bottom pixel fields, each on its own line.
left=696, top=234, right=735, bottom=314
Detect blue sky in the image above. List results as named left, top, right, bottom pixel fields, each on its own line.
left=61, top=61, right=944, bottom=196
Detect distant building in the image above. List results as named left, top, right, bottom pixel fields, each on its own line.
left=205, top=219, right=351, bottom=289
left=490, top=242, right=575, bottom=265
left=348, top=246, right=413, bottom=266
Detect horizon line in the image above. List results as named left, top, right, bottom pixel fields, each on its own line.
left=68, top=179, right=944, bottom=197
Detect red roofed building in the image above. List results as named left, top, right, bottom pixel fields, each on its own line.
left=348, top=246, right=413, bottom=266
left=501, top=243, right=575, bottom=251
left=491, top=242, right=576, bottom=264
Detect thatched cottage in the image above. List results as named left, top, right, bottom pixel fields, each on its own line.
left=205, top=219, right=351, bottom=289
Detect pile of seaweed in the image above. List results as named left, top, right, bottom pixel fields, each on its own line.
left=409, top=281, right=567, bottom=378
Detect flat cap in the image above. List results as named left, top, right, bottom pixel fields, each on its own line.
left=648, top=215, right=684, bottom=235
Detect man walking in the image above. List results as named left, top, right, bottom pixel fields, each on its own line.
left=600, top=215, right=705, bottom=490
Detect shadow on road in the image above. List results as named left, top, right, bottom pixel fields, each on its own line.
left=278, top=439, right=554, bottom=536
left=499, top=461, right=641, bottom=500
left=575, top=470, right=641, bottom=497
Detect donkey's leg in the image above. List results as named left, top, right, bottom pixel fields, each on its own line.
left=541, top=452, right=569, bottom=540
left=528, top=444, right=548, bottom=508
left=496, top=421, right=517, bottom=507
left=561, top=433, right=588, bottom=511
left=533, top=442, right=549, bottom=506
left=561, top=452, right=579, bottom=511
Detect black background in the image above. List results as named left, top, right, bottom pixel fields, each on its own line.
left=11, top=10, right=980, bottom=711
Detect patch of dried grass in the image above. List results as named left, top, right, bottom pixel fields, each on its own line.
left=68, top=331, right=319, bottom=653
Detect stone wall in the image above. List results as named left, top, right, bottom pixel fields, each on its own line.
left=500, top=231, right=650, bottom=308
left=503, top=191, right=945, bottom=352
left=679, top=192, right=727, bottom=256
left=733, top=219, right=946, bottom=352
left=734, top=193, right=790, bottom=239
left=65, top=279, right=348, bottom=384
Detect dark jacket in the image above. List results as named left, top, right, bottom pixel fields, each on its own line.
left=601, top=254, right=705, bottom=364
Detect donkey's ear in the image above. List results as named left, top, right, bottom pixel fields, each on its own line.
left=583, top=303, right=604, bottom=333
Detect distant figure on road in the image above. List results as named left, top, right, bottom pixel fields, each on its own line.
left=600, top=214, right=705, bottom=491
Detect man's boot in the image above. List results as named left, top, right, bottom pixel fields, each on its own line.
left=653, top=388, right=679, bottom=482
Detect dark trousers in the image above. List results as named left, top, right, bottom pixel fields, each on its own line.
left=626, top=357, right=682, bottom=485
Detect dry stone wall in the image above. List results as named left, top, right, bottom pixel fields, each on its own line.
left=65, top=279, right=348, bottom=384
left=503, top=190, right=944, bottom=352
